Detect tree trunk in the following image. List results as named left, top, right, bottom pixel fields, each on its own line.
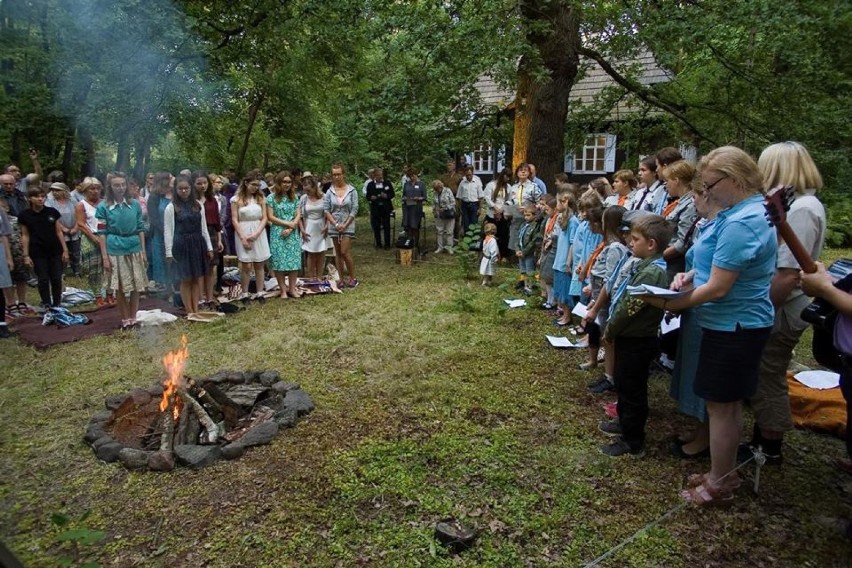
left=512, top=57, right=535, bottom=173
left=79, top=126, right=96, bottom=177
left=61, top=127, right=75, bottom=180
left=115, top=132, right=130, bottom=173
left=516, top=1, right=581, bottom=190
left=235, top=93, right=265, bottom=177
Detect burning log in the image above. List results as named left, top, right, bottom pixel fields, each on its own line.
left=159, top=403, right=175, bottom=452
left=178, top=390, right=220, bottom=444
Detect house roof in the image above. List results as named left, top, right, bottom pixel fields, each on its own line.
left=475, top=50, right=671, bottom=121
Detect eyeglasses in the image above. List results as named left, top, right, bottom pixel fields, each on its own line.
left=702, top=175, right=727, bottom=192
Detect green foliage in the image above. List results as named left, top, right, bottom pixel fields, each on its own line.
left=50, top=511, right=105, bottom=567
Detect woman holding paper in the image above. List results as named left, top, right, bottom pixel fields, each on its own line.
left=668, top=182, right=722, bottom=459
left=640, top=146, right=775, bottom=507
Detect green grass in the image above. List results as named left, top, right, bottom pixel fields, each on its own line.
left=1, top=241, right=850, bottom=567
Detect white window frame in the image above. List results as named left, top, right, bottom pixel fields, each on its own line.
left=568, top=133, right=616, bottom=174
left=466, top=144, right=494, bottom=175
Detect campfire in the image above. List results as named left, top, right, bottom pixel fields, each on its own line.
left=84, top=336, right=314, bottom=471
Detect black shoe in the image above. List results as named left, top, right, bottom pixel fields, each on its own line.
left=598, top=419, right=622, bottom=437
left=600, top=438, right=644, bottom=457
left=588, top=377, right=615, bottom=393
left=514, top=281, right=525, bottom=290
left=0, top=325, right=12, bottom=338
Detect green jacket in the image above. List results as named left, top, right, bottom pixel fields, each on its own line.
left=604, top=254, right=667, bottom=340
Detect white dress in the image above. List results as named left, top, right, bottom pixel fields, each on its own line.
left=231, top=196, right=271, bottom=263
left=480, top=236, right=499, bottom=276
left=300, top=195, right=330, bottom=253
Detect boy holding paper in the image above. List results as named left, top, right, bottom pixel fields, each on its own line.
left=597, top=214, right=672, bottom=457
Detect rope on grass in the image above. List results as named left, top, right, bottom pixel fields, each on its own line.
left=583, top=449, right=764, bottom=568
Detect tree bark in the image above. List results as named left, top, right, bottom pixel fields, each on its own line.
left=512, top=57, right=535, bottom=174
left=115, top=131, right=130, bottom=173
left=79, top=126, right=96, bottom=177
left=515, top=1, right=581, bottom=190
left=236, top=92, right=265, bottom=177
left=61, top=127, right=75, bottom=180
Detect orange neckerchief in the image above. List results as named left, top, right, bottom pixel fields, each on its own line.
left=544, top=212, right=558, bottom=236
left=617, top=194, right=627, bottom=206
left=583, top=242, right=606, bottom=275
left=662, top=197, right=680, bottom=218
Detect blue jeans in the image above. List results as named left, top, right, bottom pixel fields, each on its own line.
left=461, top=202, right=480, bottom=236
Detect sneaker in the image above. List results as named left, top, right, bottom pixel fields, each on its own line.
left=600, top=438, right=644, bottom=458
left=522, top=287, right=533, bottom=296
left=597, top=347, right=606, bottom=362
left=541, top=302, right=554, bottom=310
left=434, top=248, right=443, bottom=254
left=0, top=324, right=12, bottom=338
left=588, top=377, right=615, bottom=394
left=348, top=278, right=359, bottom=288
left=598, top=419, right=622, bottom=437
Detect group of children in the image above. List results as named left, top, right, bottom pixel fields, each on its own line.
left=479, top=173, right=677, bottom=457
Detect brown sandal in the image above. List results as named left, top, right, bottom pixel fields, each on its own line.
left=687, top=472, right=742, bottom=491
left=680, top=481, right=735, bottom=508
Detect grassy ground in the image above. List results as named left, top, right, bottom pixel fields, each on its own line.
left=1, top=238, right=850, bottom=567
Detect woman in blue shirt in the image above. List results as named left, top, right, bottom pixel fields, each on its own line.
left=643, top=146, right=776, bottom=507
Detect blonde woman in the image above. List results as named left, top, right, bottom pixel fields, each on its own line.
left=299, top=174, right=328, bottom=279
left=323, top=163, right=359, bottom=288
left=267, top=172, right=302, bottom=298
left=744, top=142, right=826, bottom=464
left=640, top=146, right=776, bottom=506
left=231, top=173, right=270, bottom=299
left=75, top=177, right=109, bottom=304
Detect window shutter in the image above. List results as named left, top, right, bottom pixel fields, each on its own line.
left=604, top=134, right=617, bottom=172
left=564, top=154, right=574, bottom=173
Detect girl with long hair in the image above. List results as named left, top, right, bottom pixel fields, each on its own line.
left=231, top=173, right=271, bottom=299
left=267, top=171, right=303, bottom=298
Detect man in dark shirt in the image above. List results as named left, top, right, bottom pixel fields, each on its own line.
left=17, top=187, right=67, bottom=307
left=365, top=168, right=395, bottom=249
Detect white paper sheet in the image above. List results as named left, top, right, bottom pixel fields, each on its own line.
left=660, top=314, right=681, bottom=334
left=571, top=302, right=588, bottom=318
left=546, top=335, right=576, bottom=348
left=627, top=284, right=687, bottom=298
left=504, top=299, right=527, bottom=308
left=793, top=370, right=841, bottom=390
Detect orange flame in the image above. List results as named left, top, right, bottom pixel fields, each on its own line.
left=160, top=335, right=188, bottom=420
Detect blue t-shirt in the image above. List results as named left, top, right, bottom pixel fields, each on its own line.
left=693, top=194, right=776, bottom=331
left=552, top=215, right=578, bottom=273
left=96, top=200, right=144, bottom=256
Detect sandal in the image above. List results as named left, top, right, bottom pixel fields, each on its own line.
left=680, top=481, right=734, bottom=508
left=686, top=472, right=742, bottom=491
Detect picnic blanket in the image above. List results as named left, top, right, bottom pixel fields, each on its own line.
left=12, top=298, right=182, bottom=349
left=789, top=372, right=847, bottom=439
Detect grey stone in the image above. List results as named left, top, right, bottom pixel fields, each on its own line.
left=226, top=371, right=246, bottom=384
left=283, top=389, right=315, bottom=416
left=118, top=448, right=151, bottom=470
left=225, top=384, right=269, bottom=408
left=129, top=388, right=152, bottom=406
left=92, top=435, right=115, bottom=450
left=274, top=406, right=298, bottom=428
left=147, top=384, right=165, bottom=397
left=174, top=444, right=222, bottom=469
left=244, top=370, right=262, bottom=382
left=95, top=442, right=124, bottom=463
left=233, top=421, right=278, bottom=448
left=90, top=410, right=113, bottom=423
left=105, top=394, right=127, bottom=410
left=84, top=423, right=107, bottom=444
left=221, top=444, right=245, bottom=460
left=258, top=370, right=280, bottom=386
left=148, top=450, right=175, bottom=471
left=205, top=371, right=230, bottom=384
left=271, top=382, right=300, bottom=395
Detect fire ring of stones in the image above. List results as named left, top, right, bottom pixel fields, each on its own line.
left=83, top=370, right=314, bottom=471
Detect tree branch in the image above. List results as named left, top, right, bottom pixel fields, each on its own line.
left=577, top=45, right=718, bottom=146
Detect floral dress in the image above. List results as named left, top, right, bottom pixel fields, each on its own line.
left=266, top=194, right=302, bottom=271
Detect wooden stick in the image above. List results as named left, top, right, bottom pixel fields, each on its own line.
left=159, top=403, right=175, bottom=452
left=178, top=390, right=219, bottom=444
